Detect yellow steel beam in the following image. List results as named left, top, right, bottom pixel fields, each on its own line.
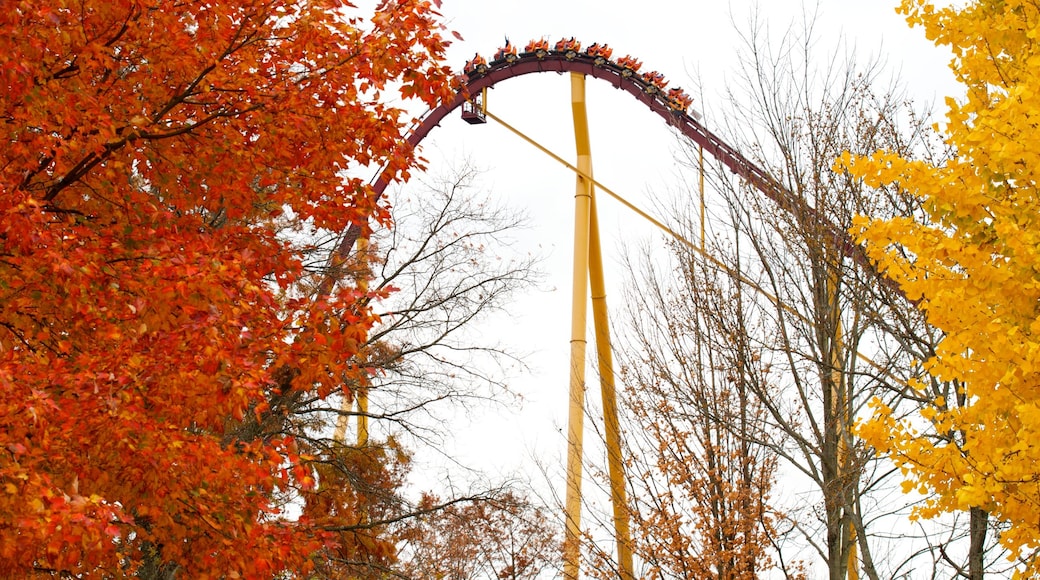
left=357, top=388, right=369, bottom=447
left=332, top=235, right=371, bottom=446
left=563, top=71, right=593, bottom=580
left=332, top=400, right=350, bottom=443
left=829, top=262, right=857, bottom=580
left=357, top=235, right=370, bottom=448
left=588, top=188, right=635, bottom=579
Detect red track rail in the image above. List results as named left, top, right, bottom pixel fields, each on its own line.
left=329, top=44, right=869, bottom=287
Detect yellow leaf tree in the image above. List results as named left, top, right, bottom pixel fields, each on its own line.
left=841, top=0, right=1040, bottom=574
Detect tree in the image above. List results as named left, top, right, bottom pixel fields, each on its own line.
left=614, top=239, right=800, bottom=579
left=334, top=166, right=541, bottom=448
left=605, top=10, right=986, bottom=578
left=396, top=490, right=561, bottom=579
left=842, top=0, right=1040, bottom=576
left=300, top=438, right=413, bottom=578
left=0, top=0, right=455, bottom=576
left=259, top=166, right=545, bottom=577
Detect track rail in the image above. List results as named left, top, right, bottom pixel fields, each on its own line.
left=328, top=42, right=867, bottom=289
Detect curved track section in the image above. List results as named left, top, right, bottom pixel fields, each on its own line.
left=330, top=42, right=862, bottom=278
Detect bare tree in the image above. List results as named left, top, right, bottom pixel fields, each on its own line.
left=335, top=164, right=542, bottom=448
left=611, top=233, right=805, bottom=579
left=603, top=9, right=1010, bottom=579
left=218, top=165, right=552, bottom=577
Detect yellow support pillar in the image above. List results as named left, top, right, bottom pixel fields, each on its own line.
left=589, top=189, right=635, bottom=580
left=829, top=263, right=857, bottom=579
left=356, top=235, right=370, bottom=448
left=563, top=71, right=634, bottom=580
left=332, top=235, right=371, bottom=446
left=356, top=389, right=369, bottom=447
left=563, top=72, right=593, bottom=580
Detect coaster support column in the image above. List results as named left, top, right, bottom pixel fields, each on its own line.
left=563, top=71, right=593, bottom=580
left=563, top=71, right=634, bottom=580
left=589, top=185, right=634, bottom=580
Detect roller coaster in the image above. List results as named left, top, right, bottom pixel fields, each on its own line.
left=331, top=37, right=863, bottom=267
left=329, top=37, right=876, bottom=580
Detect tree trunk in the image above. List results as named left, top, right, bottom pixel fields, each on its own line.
left=968, top=506, right=988, bottom=580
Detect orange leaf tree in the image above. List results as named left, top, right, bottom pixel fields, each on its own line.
left=0, top=0, right=455, bottom=577
left=397, top=491, right=561, bottom=579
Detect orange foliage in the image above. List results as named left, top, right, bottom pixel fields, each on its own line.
left=624, top=385, right=790, bottom=580
left=397, top=492, right=560, bottom=579
left=302, top=440, right=413, bottom=578
left=0, top=0, right=454, bottom=577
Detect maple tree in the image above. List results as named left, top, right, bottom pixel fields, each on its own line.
left=841, top=0, right=1040, bottom=576
left=0, top=0, right=458, bottom=576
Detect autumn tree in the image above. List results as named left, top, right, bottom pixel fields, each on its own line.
left=842, top=0, right=1040, bottom=576
left=0, top=0, right=458, bottom=577
left=258, top=165, right=543, bottom=577
left=396, top=490, right=561, bottom=580
left=605, top=10, right=986, bottom=578
left=610, top=237, right=799, bottom=580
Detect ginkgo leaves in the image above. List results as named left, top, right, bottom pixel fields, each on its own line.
left=841, top=0, right=1040, bottom=574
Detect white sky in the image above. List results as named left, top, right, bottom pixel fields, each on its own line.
left=375, top=0, right=961, bottom=559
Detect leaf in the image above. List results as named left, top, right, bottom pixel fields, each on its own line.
left=0, top=0, right=455, bottom=575
left=842, top=0, right=1040, bottom=570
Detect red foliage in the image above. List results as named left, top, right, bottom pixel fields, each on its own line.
left=0, top=0, right=454, bottom=576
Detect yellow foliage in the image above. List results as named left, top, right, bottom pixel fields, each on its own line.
left=840, top=0, right=1040, bottom=574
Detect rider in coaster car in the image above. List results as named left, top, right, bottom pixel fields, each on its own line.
left=616, top=55, right=642, bottom=71
left=494, top=38, right=517, bottom=61
left=587, top=43, right=613, bottom=59
left=642, top=70, right=667, bottom=89
left=463, top=52, right=487, bottom=74
left=555, top=37, right=581, bottom=52
left=525, top=38, right=549, bottom=53
left=667, top=87, right=693, bottom=111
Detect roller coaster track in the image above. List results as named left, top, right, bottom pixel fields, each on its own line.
left=329, top=43, right=869, bottom=275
